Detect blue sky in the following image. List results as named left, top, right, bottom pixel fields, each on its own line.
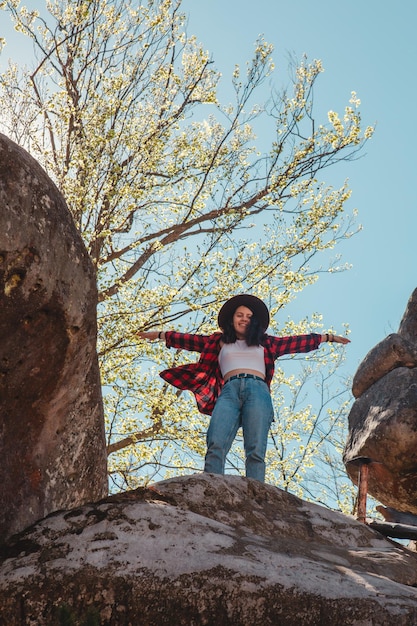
left=1, top=1, right=416, bottom=384
left=181, top=0, right=417, bottom=380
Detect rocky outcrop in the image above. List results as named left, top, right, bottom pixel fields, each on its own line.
left=1, top=474, right=417, bottom=625
left=377, top=505, right=417, bottom=526
left=351, top=333, right=417, bottom=398
left=344, top=288, right=417, bottom=513
left=0, top=133, right=107, bottom=542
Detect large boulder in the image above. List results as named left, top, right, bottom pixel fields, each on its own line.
left=351, top=333, right=417, bottom=399
left=1, top=474, right=417, bottom=625
left=0, top=133, right=107, bottom=542
left=344, top=288, right=417, bottom=512
left=344, top=368, right=417, bottom=512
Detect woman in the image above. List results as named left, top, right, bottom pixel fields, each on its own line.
left=138, top=294, right=350, bottom=482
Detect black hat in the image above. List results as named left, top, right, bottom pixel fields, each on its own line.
left=217, top=294, right=270, bottom=331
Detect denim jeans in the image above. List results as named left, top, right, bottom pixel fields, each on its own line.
left=204, top=377, right=274, bottom=482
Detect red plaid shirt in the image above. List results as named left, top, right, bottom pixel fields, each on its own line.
left=160, top=331, right=322, bottom=415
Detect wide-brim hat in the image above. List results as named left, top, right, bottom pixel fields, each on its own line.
left=217, top=294, right=270, bottom=331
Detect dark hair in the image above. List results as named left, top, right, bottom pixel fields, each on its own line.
left=221, top=312, right=266, bottom=346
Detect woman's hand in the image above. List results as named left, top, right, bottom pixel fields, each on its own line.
left=333, top=334, right=350, bottom=344
left=321, top=333, right=350, bottom=345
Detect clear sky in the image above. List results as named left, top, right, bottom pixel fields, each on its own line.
left=1, top=0, right=416, bottom=384
left=180, top=0, right=417, bottom=381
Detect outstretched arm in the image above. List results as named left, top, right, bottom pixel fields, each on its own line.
left=137, top=331, right=166, bottom=341
left=137, top=330, right=211, bottom=353
left=321, top=333, right=350, bottom=345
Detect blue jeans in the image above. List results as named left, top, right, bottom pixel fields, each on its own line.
left=204, top=377, right=274, bottom=482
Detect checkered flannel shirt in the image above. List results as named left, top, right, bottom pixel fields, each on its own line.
left=159, top=331, right=322, bottom=415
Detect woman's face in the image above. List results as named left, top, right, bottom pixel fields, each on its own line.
left=232, top=305, right=253, bottom=339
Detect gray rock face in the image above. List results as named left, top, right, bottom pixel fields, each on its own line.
left=0, top=133, right=107, bottom=541
left=351, top=333, right=417, bottom=398
left=344, top=288, right=417, bottom=513
left=1, top=474, right=417, bottom=625
left=377, top=505, right=417, bottom=526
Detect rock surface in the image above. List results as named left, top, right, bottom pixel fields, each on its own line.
left=1, top=474, right=417, bottom=625
left=351, top=333, right=417, bottom=398
left=344, top=288, right=417, bottom=513
left=0, top=133, right=107, bottom=542
left=377, top=505, right=417, bottom=526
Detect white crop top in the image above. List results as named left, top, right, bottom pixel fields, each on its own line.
left=218, top=340, right=265, bottom=377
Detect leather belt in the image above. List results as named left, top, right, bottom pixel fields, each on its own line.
left=225, top=373, right=265, bottom=384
